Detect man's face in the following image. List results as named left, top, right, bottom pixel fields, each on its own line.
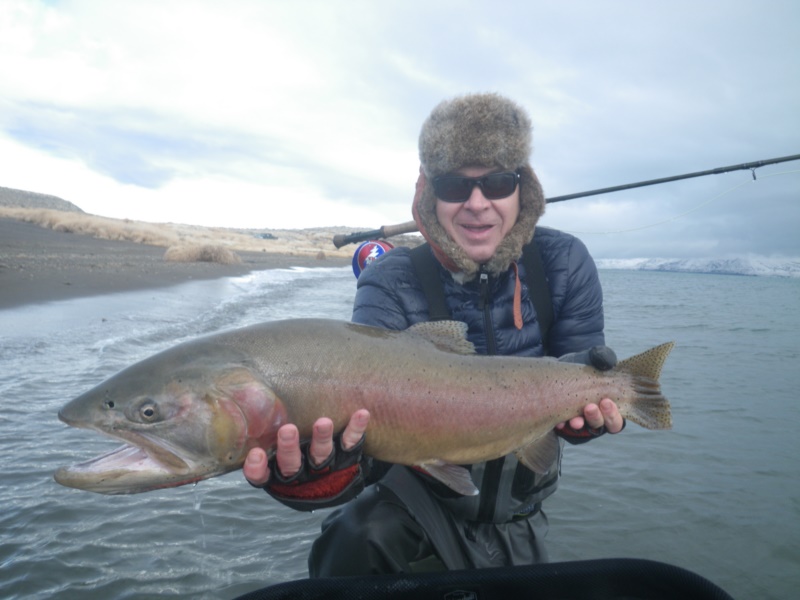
left=435, top=166, right=520, bottom=264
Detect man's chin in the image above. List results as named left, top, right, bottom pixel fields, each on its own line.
left=461, top=245, right=499, bottom=264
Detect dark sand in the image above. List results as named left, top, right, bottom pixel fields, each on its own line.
left=0, top=218, right=349, bottom=309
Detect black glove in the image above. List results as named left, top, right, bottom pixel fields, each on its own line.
left=255, top=433, right=371, bottom=512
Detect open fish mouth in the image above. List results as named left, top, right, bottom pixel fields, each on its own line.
left=54, top=426, right=197, bottom=494
left=55, top=443, right=167, bottom=476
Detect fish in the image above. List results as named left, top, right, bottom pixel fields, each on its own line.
left=54, top=318, right=673, bottom=496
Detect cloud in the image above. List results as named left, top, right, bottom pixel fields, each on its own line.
left=0, top=0, right=798, bottom=258
left=544, top=164, right=800, bottom=258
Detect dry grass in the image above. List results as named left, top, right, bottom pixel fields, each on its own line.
left=0, top=206, right=371, bottom=259
left=163, top=245, right=242, bottom=265
left=0, top=207, right=180, bottom=246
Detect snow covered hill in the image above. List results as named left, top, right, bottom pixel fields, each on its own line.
left=595, top=257, right=800, bottom=278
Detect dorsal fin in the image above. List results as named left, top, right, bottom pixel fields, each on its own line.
left=406, top=321, right=476, bottom=355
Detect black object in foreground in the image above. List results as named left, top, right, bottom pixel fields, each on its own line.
left=233, top=558, right=734, bottom=600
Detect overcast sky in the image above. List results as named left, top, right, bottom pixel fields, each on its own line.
left=1, top=0, right=798, bottom=259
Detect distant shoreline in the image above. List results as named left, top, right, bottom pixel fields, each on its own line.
left=4, top=205, right=792, bottom=312
left=0, top=218, right=350, bottom=310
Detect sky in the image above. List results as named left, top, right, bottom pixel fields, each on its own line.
left=1, top=0, right=798, bottom=259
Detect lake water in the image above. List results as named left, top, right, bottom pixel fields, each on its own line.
left=1, top=266, right=798, bottom=599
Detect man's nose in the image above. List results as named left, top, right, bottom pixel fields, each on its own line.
left=463, top=185, right=491, bottom=209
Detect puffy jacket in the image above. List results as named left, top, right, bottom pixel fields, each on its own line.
left=351, top=226, right=606, bottom=522
left=353, top=226, right=605, bottom=357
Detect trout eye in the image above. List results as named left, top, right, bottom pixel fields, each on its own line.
left=138, top=399, right=160, bottom=422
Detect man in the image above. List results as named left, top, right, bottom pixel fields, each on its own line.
left=244, top=93, right=624, bottom=575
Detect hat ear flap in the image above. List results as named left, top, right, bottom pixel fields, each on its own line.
left=483, top=165, right=545, bottom=275
left=518, top=165, right=546, bottom=226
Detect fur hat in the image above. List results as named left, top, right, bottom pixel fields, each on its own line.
left=413, top=93, right=546, bottom=278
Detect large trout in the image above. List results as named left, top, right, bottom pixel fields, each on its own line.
left=55, top=319, right=673, bottom=495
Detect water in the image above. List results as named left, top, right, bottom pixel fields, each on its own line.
left=547, top=271, right=800, bottom=599
left=1, top=267, right=798, bottom=598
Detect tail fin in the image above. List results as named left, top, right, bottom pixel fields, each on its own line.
left=616, top=342, right=675, bottom=430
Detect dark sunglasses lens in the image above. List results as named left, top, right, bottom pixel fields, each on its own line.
left=433, top=177, right=473, bottom=202
left=433, top=172, right=519, bottom=202
left=481, top=172, right=518, bottom=199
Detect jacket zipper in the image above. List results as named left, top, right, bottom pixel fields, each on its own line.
left=477, top=267, right=502, bottom=522
left=478, top=270, right=497, bottom=356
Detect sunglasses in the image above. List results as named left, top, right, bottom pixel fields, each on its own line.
left=431, top=171, right=520, bottom=203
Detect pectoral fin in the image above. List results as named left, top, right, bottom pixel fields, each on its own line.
left=515, top=431, right=561, bottom=474
left=417, top=461, right=479, bottom=496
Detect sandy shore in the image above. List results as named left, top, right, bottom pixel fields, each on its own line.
left=0, top=217, right=351, bottom=309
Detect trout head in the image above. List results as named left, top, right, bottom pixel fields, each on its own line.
left=55, top=341, right=286, bottom=494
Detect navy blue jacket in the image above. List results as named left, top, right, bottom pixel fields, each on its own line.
left=353, top=226, right=605, bottom=357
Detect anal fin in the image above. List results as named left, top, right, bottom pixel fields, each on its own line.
left=515, top=432, right=561, bottom=474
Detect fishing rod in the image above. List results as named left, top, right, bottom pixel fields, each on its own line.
left=333, top=221, right=419, bottom=248
left=332, top=153, right=800, bottom=248
left=544, top=152, right=800, bottom=203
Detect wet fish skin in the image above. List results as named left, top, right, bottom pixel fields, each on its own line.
left=55, top=319, right=673, bottom=495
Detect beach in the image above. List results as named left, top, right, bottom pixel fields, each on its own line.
left=0, top=216, right=351, bottom=310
